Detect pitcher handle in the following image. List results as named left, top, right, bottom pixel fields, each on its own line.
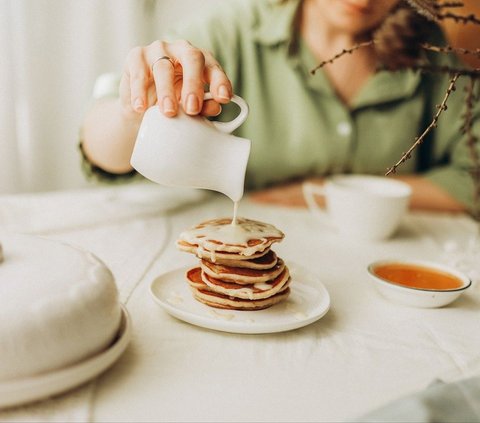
left=204, top=92, right=249, bottom=134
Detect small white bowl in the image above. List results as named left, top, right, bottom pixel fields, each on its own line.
left=367, top=259, right=472, bottom=308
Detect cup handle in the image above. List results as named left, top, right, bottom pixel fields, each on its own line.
left=204, top=92, right=249, bottom=134
left=302, top=182, right=325, bottom=214
left=302, top=182, right=335, bottom=229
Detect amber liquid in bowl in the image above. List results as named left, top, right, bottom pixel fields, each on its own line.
left=373, top=263, right=464, bottom=290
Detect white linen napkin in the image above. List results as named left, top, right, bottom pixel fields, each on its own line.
left=0, top=183, right=206, bottom=234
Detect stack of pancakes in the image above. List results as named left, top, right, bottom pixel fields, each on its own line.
left=177, top=218, right=291, bottom=310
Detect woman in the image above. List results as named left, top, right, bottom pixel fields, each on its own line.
left=81, top=0, right=479, bottom=212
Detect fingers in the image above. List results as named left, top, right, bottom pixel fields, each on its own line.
left=124, top=40, right=232, bottom=118
left=147, top=39, right=204, bottom=116
left=150, top=48, right=178, bottom=116
left=124, top=47, right=150, bottom=114
left=119, top=73, right=132, bottom=115
left=203, top=53, right=232, bottom=104
left=201, top=99, right=222, bottom=117
left=175, top=41, right=206, bottom=115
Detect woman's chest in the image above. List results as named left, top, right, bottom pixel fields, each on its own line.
left=238, top=84, right=427, bottom=187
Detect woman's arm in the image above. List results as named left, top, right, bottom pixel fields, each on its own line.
left=82, top=98, right=140, bottom=174
left=81, top=1, right=256, bottom=176
left=394, top=175, right=466, bottom=212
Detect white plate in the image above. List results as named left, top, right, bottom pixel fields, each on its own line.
left=150, top=263, right=330, bottom=334
left=0, top=305, right=132, bottom=409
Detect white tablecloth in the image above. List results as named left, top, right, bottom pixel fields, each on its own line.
left=1, top=183, right=479, bottom=422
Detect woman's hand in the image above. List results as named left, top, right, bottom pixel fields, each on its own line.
left=249, top=178, right=326, bottom=208
left=82, top=39, right=232, bottom=174
left=393, top=175, right=466, bottom=212
left=120, top=40, right=233, bottom=118
left=249, top=175, right=466, bottom=212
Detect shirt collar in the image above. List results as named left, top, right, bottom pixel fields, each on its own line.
left=351, top=69, right=422, bottom=109
left=253, top=0, right=302, bottom=47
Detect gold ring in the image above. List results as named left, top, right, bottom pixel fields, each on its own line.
left=151, top=55, right=175, bottom=72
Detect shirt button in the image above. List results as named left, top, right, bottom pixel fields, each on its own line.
left=331, top=165, right=344, bottom=173
left=336, top=122, right=351, bottom=137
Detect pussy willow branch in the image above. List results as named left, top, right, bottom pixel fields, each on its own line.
left=436, top=11, right=480, bottom=25
left=409, top=0, right=465, bottom=11
left=406, top=64, right=480, bottom=78
left=310, top=40, right=374, bottom=75
left=385, top=73, right=460, bottom=176
left=421, top=43, right=480, bottom=59
left=310, top=41, right=480, bottom=77
left=406, top=0, right=480, bottom=24
left=463, top=77, right=480, bottom=218
left=406, top=0, right=440, bottom=20
left=435, top=2, right=464, bottom=8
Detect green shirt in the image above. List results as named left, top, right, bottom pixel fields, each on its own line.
left=84, top=0, right=480, bottom=210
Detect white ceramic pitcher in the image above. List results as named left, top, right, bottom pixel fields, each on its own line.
left=130, top=93, right=251, bottom=202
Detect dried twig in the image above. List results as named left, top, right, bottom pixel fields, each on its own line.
left=312, top=44, right=480, bottom=77
left=405, top=0, right=439, bottom=20
left=436, top=11, right=480, bottom=25
left=420, top=42, right=480, bottom=58
left=435, top=1, right=464, bottom=8
left=406, top=0, right=480, bottom=24
left=310, top=40, right=375, bottom=75
left=385, top=73, right=460, bottom=175
left=406, top=64, right=480, bottom=77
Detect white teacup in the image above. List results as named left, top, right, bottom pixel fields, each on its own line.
left=303, top=175, right=412, bottom=241
left=130, top=93, right=251, bottom=202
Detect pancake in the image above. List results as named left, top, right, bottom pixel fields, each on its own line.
left=210, top=249, right=278, bottom=269
left=197, top=249, right=278, bottom=269
left=202, top=267, right=290, bottom=300
left=179, top=217, right=290, bottom=311
left=191, top=286, right=291, bottom=311
left=176, top=240, right=269, bottom=262
left=185, top=267, right=213, bottom=291
left=177, top=217, right=284, bottom=257
left=201, top=258, right=285, bottom=285
left=187, top=266, right=290, bottom=301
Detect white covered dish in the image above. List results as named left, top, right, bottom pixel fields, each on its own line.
left=0, top=233, right=122, bottom=382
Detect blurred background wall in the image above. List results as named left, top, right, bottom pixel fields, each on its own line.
left=0, top=0, right=478, bottom=194
left=0, top=0, right=222, bottom=194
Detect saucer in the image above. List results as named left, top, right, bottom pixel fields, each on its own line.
left=150, top=262, right=330, bottom=334
left=0, top=305, right=132, bottom=409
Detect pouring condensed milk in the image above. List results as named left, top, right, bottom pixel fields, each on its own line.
left=130, top=92, right=251, bottom=221
left=132, top=93, right=293, bottom=311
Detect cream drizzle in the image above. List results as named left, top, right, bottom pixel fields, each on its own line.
left=232, top=201, right=239, bottom=226
left=209, top=309, right=235, bottom=320
left=167, top=291, right=184, bottom=305
left=253, top=282, right=272, bottom=291
left=286, top=303, right=308, bottom=320
left=179, top=217, right=284, bottom=256
left=294, top=312, right=308, bottom=320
